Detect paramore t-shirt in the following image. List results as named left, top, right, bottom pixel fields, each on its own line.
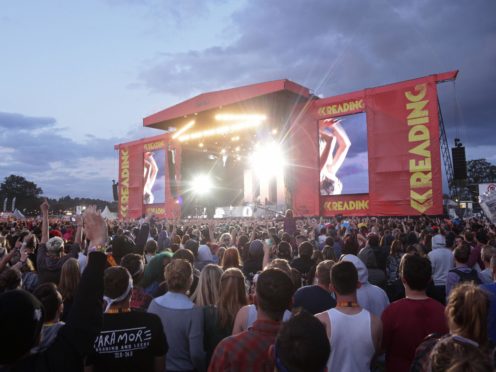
left=86, top=311, right=167, bottom=372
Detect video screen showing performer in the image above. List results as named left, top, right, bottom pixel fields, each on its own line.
left=143, top=149, right=166, bottom=204
left=319, top=112, right=369, bottom=195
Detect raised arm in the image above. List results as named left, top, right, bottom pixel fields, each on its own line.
left=40, top=199, right=49, bottom=244
left=74, top=214, right=83, bottom=245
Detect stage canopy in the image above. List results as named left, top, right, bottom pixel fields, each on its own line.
left=143, top=79, right=312, bottom=131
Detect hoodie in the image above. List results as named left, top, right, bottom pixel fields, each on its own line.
left=428, top=235, right=454, bottom=286
left=340, top=254, right=390, bottom=317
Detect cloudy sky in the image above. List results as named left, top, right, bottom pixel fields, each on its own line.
left=1, top=0, right=495, bottom=200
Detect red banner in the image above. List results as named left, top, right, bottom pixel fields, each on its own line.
left=117, top=134, right=180, bottom=219
left=291, top=75, right=444, bottom=216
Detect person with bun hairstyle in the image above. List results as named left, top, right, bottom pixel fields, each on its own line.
left=148, top=259, right=206, bottom=372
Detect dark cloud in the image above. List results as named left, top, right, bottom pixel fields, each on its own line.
left=139, top=0, right=496, bottom=150
left=0, top=112, right=56, bottom=129
left=0, top=111, right=123, bottom=199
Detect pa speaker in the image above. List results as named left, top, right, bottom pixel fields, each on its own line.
left=452, top=146, right=467, bottom=180
left=112, top=181, right=119, bottom=201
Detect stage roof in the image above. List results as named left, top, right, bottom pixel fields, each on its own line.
left=143, top=79, right=312, bottom=130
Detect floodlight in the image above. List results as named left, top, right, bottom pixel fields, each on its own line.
left=191, top=174, right=213, bottom=195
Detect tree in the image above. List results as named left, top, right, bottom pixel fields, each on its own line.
left=0, top=174, right=43, bottom=214
left=467, top=159, right=496, bottom=185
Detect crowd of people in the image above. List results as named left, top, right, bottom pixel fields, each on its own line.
left=0, top=202, right=496, bottom=371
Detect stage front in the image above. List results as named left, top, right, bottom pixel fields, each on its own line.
left=115, top=72, right=458, bottom=219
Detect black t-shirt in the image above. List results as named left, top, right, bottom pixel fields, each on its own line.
left=86, top=311, right=167, bottom=372
left=293, top=285, right=336, bottom=314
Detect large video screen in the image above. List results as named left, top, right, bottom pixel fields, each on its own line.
left=143, top=149, right=166, bottom=204
left=319, top=112, right=368, bottom=195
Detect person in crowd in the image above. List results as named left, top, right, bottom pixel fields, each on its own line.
left=216, top=247, right=226, bottom=266
left=429, top=283, right=492, bottom=371
left=156, top=223, right=170, bottom=252
left=58, top=257, right=80, bottom=321
left=381, top=254, right=448, bottom=372
left=385, top=239, right=404, bottom=301
left=203, top=268, right=248, bottom=365
left=172, top=248, right=201, bottom=295
left=0, top=267, right=22, bottom=293
left=293, top=260, right=336, bottom=314
left=467, top=230, right=485, bottom=270
left=120, top=253, right=152, bottom=311
left=0, top=205, right=107, bottom=371
left=32, top=282, right=65, bottom=352
left=427, top=230, right=454, bottom=305
left=85, top=266, right=167, bottom=372
left=479, top=244, right=495, bottom=284
left=148, top=259, right=206, bottom=372
left=481, top=255, right=496, bottom=344
left=144, top=239, right=158, bottom=264
left=429, top=336, right=492, bottom=372
left=276, top=241, right=292, bottom=261
left=37, top=200, right=80, bottom=284
left=191, top=264, right=223, bottom=306
left=340, top=254, right=389, bottom=317
left=271, top=310, right=330, bottom=372
left=220, top=247, right=242, bottom=270
left=209, top=268, right=294, bottom=371
left=290, top=241, right=315, bottom=286
left=358, top=233, right=387, bottom=287
left=445, top=242, right=483, bottom=299
left=341, top=234, right=360, bottom=256
left=316, top=261, right=382, bottom=372
left=283, top=209, right=296, bottom=237
left=140, top=251, right=173, bottom=297
left=111, top=234, right=138, bottom=265
left=197, top=239, right=215, bottom=269
left=242, top=240, right=264, bottom=282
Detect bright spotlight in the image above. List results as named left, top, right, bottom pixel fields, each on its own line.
left=250, top=142, right=286, bottom=179
left=191, top=174, right=213, bottom=195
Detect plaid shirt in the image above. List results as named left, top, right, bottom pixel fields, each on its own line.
left=208, top=319, right=281, bottom=372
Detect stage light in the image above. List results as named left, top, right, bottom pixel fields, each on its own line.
left=172, top=120, right=195, bottom=139
left=215, top=113, right=266, bottom=122
left=178, top=120, right=263, bottom=142
left=191, top=174, right=213, bottom=195
left=198, top=142, right=204, bottom=148
left=250, top=141, right=286, bottom=179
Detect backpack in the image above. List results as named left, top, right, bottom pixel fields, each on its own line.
left=449, top=268, right=482, bottom=285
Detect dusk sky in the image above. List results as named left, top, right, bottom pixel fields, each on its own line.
left=1, top=0, right=495, bottom=200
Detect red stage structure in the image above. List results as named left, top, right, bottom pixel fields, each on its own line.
left=115, top=71, right=458, bottom=219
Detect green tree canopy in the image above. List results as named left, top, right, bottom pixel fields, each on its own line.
left=467, top=159, right=496, bottom=184
left=0, top=174, right=43, bottom=214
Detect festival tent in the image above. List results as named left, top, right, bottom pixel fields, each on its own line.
left=101, top=206, right=117, bottom=220
left=13, top=209, right=25, bottom=219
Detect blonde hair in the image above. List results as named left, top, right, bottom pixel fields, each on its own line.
left=58, top=258, right=80, bottom=302
left=217, top=268, right=248, bottom=329
left=445, top=283, right=489, bottom=345
left=191, top=264, right=223, bottom=306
